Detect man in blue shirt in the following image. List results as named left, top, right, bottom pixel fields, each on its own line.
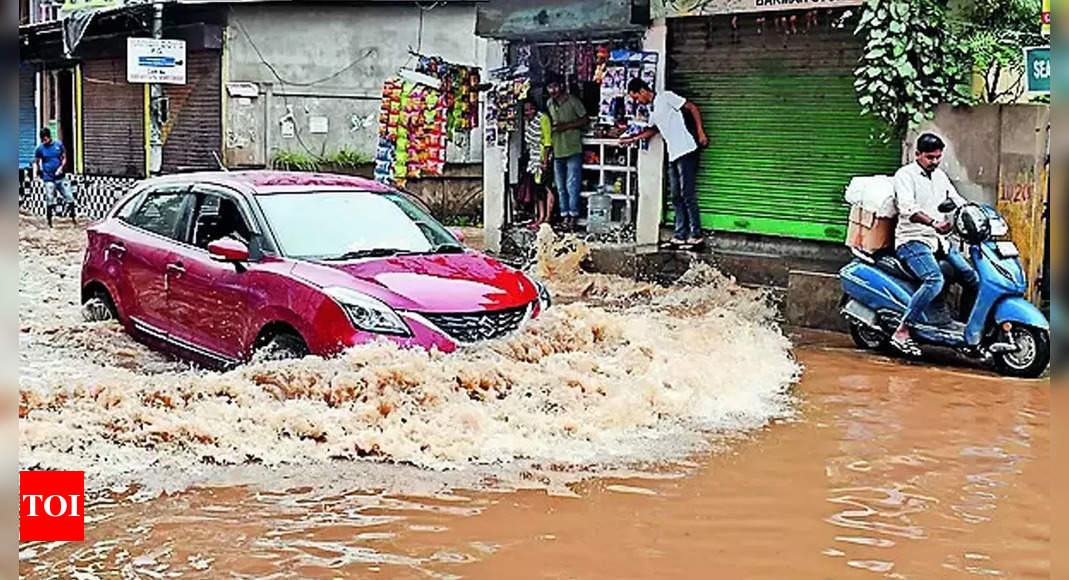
left=34, top=128, right=75, bottom=227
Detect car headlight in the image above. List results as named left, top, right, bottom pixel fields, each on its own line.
left=324, top=287, right=411, bottom=336
left=534, top=279, right=552, bottom=309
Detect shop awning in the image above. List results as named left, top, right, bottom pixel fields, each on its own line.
left=476, top=0, right=651, bottom=40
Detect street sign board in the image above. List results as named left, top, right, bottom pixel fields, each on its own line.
left=1024, top=46, right=1050, bottom=95
left=63, top=0, right=123, bottom=12
left=127, top=38, right=187, bottom=85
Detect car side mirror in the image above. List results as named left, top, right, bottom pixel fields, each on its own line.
left=449, top=227, right=466, bottom=244
left=208, top=238, right=250, bottom=262
left=937, top=199, right=958, bottom=213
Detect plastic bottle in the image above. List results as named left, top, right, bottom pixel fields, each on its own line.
left=587, top=186, right=612, bottom=235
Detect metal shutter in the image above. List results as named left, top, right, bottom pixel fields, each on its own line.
left=83, top=57, right=145, bottom=177
left=161, top=50, right=222, bottom=173
left=19, top=66, right=37, bottom=169
left=668, top=13, right=901, bottom=242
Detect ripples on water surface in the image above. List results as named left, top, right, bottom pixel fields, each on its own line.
left=18, top=218, right=1048, bottom=578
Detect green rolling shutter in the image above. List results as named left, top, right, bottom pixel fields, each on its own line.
left=667, top=13, right=901, bottom=242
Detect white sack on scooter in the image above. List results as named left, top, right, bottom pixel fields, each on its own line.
left=844, top=175, right=897, bottom=218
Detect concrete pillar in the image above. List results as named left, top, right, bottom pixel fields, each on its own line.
left=482, top=40, right=506, bottom=253
left=635, top=18, right=667, bottom=253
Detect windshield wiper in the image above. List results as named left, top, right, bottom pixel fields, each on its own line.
left=321, top=248, right=413, bottom=261
left=428, top=243, right=466, bottom=254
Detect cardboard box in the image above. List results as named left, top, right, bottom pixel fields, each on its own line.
left=846, top=205, right=896, bottom=252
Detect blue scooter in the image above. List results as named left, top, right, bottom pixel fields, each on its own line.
left=839, top=200, right=1049, bottom=378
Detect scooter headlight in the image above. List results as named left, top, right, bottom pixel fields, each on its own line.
left=324, top=287, right=411, bottom=336
left=989, top=216, right=1009, bottom=237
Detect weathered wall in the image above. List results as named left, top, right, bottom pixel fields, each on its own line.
left=225, top=2, right=485, bottom=168
left=996, top=105, right=1049, bottom=302
left=909, top=104, right=1002, bottom=205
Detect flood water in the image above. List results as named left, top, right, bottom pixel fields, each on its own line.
left=18, top=217, right=1049, bottom=578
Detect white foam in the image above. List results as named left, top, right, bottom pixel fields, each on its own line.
left=19, top=218, right=801, bottom=492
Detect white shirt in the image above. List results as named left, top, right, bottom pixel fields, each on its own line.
left=893, top=162, right=968, bottom=251
left=650, top=91, right=698, bottom=162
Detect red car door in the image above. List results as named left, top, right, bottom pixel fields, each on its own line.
left=164, top=186, right=253, bottom=363
left=112, top=185, right=194, bottom=337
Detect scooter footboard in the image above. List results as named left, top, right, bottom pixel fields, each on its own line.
left=840, top=261, right=915, bottom=312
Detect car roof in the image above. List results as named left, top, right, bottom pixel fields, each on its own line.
left=139, top=170, right=394, bottom=195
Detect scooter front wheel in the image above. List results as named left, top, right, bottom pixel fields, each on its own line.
left=994, top=325, right=1050, bottom=379
left=849, top=322, right=889, bottom=351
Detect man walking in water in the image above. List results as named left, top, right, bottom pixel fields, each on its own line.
left=546, top=76, right=588, bottom=232
left=34, top=128, right=76, bottom=227
left=888, top=133, right=979, bottom=356
left=620, top=78, right=708, bottom=247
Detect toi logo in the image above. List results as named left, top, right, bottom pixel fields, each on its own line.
left=20, top=471, right=85, bottom=542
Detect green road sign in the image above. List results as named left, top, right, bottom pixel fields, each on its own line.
left=1024, top=47, right=1050, bottom=94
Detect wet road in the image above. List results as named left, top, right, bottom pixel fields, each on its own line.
left=20, top=340, right=1049, bottom=579
left=18, top=217, right=1049, bottom=578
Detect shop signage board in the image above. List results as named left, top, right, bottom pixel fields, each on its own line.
left=1024, top=46, right=1050, bottom=95
left=655, top=0, right=863, bottom=17
left=1041, top=0, right=1050, bottom=37
left=127, top=38, right=187, bottom=85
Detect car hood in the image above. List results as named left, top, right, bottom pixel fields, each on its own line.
left=292, top=252, right=538, bottom=313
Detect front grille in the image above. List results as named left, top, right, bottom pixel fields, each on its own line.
left=420, top=304, right=531, bottom=343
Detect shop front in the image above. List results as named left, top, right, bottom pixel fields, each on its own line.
left=18, top=62, right=40, bottom=174
left=476, top=0, right=660, bottom=251
left=18, top=2, right=225, bottom=218
left=660, top=0, right=902, bottom=244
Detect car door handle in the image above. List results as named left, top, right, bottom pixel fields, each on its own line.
left=108, top=242, right=126, bottom=257
left=166, top=262, right=186, bottom=275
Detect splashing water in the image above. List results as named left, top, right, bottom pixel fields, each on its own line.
left=19, top=218, right=800, bottom=490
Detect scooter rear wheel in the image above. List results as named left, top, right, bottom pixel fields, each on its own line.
left=849, top=322, right=889, bottom=351
left=994, top=326, right=1050, bottom=379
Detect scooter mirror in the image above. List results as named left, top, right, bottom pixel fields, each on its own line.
left=937, top=199, right=958, bottom=213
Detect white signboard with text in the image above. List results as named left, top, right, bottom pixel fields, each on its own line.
left=127, top=38, right=187, bottom=85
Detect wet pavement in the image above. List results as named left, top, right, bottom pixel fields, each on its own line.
left=18, top=217, right=1049, bottom=578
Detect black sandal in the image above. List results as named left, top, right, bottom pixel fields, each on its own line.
left=890, top=335, right=922, bottom=357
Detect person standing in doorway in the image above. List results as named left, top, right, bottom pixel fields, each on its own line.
left=546, top=76, right=588, bottom=232
left=523, top=99, right=556, bottom=231
left=34, top=128, right=75, bottom=227
left=620, top=79, right=708, bottom=247
left=887, top=133, right=979, bottom=357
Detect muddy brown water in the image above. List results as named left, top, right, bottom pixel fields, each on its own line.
left=19, top=341, right=1049, bottom=579
left=19, top=217, right=1049, bottom=578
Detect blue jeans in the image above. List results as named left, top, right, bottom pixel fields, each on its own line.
left=553, top=154, right=583, bottom=217
left=668, top=151, right=701, bottom=239
left=44, top=178, right=74, bottom=207
left=897, top=241, right=979, bottom=325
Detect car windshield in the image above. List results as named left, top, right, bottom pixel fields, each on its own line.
left=257, top=191, right=461, bottom=260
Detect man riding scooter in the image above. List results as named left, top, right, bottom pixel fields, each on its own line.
left=888, top=133, right=980, bottom=356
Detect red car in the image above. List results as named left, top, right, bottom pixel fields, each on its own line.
left=80, top=171, right=549, bottom=366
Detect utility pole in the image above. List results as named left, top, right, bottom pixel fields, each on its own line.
left=148, top=1, right=164, bottom=176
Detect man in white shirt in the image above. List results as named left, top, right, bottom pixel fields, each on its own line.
left=889, top=133, right=980, bottom=356
left=620, top=79, right=709, bottom=246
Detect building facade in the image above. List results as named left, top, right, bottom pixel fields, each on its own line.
left=18, top=0, right=484, bottom=219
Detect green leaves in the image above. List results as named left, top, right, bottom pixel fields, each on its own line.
left=895, top=61, right=916, bottom=79
left=853, top=0, right=971, bottom=134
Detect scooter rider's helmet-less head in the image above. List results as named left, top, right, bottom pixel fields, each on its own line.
left=956, top=204, right=992, bottom=245
left=915, top=133, right=945, bottom=174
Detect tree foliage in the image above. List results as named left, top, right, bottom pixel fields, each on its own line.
left=854, top=0, right=972, bottom=135
left=950, top=0, right=1045, bottom=102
